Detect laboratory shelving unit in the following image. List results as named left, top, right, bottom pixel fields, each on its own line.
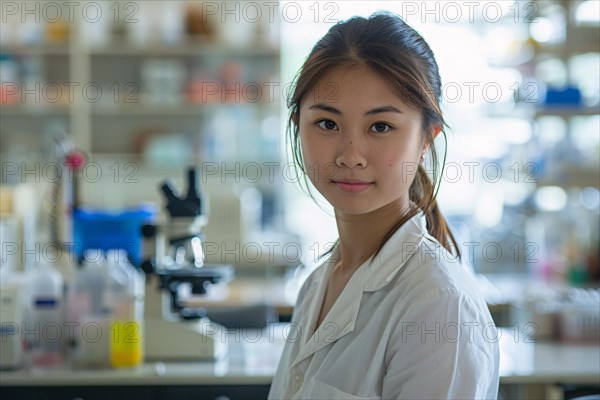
left=0, top=2, right=281, bottom=163
left=487, top=0, right=599, bottom=189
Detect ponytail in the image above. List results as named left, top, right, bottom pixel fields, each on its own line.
left=415, top=166, right=462, bottom=262
left=372, top=164, right=462, bottom=264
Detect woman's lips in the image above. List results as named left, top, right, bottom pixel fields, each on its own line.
left=333, top=180, right=374, bottom=193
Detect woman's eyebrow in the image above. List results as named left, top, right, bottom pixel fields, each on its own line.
left=365, top=105, right=403, bottom=116
left=307, top=103, right=403, bottom=116
left=308, top=103, right=342, bottom=114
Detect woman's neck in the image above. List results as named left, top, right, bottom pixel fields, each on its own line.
left=333, top=198, right=411, bottom=276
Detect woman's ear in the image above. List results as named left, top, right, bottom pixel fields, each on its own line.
left=422, top=125, right=442, bottom=154
left=291, top=110, right=299, bottom=125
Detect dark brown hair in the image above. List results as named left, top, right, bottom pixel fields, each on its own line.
left=286, top=11, right=462, bottom=262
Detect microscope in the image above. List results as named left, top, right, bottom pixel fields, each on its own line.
left=141, top=168, right=234, bottom=361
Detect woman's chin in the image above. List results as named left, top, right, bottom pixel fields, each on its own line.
left=331, top=202, right=379, bottom=216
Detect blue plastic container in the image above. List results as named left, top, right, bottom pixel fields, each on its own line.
left=544, top=86, right=582, bottom=106
left=73, top=205, right=157, bottom=267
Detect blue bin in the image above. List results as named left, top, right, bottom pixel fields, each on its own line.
left=73, top=205, right=157, bottom=266
left=544, top=86, right=582, bottom=106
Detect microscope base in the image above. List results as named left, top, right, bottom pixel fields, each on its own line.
left=144, top=318, right=228, bottom=361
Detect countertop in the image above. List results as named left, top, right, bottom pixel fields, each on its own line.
left=497, top=327, right=600, bottom=384
left=0, top=324, right=289, bottom=386
left=1, top=327, right=598, bottom=387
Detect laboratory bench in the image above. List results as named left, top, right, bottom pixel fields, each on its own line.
left=1, top=327, right=599, bottom=400
left=497, top=328, right=600, bottom=399
left=0, top=325, right=286, bottom=400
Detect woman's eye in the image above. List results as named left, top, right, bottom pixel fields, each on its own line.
left=370, top=122, right=392, bottom=133
left=316, top=120, right=338, bottom=130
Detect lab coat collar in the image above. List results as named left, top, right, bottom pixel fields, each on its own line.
left=362, top=210, right=427, bottom=292
left=291, top=210, right=428, bottom=368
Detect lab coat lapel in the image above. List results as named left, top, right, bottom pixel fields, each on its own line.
left=291, top=212, right=428, bottom=368
left=292, top=255, right=366, bottom=367
left=291, top=259, right=331, bottom=353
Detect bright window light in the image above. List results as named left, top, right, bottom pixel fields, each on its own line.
left=537, top=117, right=568, bottom=145
left=576, top=1, right=600, bottom=25
left=534, top=186, right=568, bottom=212
left=530, top=17, right=558, bottom=43
left=475, top=188, right=504, bottom=228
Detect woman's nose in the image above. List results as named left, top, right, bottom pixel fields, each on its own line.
left=335, top=136, right=367, bottom=168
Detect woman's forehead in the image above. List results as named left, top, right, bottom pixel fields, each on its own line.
left=301, top=66, right=418, bottom=114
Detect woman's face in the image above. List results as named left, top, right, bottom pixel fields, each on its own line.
left=299, top=65, right=426, bottom=215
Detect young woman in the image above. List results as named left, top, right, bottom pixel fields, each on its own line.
left=269, top=11, right=500, bottom=400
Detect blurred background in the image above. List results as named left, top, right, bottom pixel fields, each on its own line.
left=0, top=1, right=599, bottom=399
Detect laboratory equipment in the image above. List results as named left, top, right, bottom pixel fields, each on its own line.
left=27, top=261, right=64, bottom=368
left=73, top=205, right=156, bottom=267
left=141, top=167, right=233, bottom=361
left=0, top=271, right=24, bottom=370
left=106, top=249, right=145, bottom=368
left=68, top=249, right=110, bottom=368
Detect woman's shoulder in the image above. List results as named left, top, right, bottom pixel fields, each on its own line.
left=394, top=234, right=490, bottom=315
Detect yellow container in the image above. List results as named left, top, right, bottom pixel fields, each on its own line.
left=110, top=320, right=143, bottom=368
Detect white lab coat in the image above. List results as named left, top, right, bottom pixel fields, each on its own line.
left=268, top=211, right=500, bottom=400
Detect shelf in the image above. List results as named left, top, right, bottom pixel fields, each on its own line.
left=90, top=153, right=283, bottom=176
left=0, top=105, right=70, bottom=115
left=536, top=165, right=600, bottom=189
left=0, top=43, right=70, bottom=55
left=535, top=106, right=600, bottom=117
left=490, top=46, right=599, bottom=69
left=89, top=153, right=184, bottom=172
left=535, top=45, right=600, bottom=58
left=91, top=102, right=278, bottom=116
left=1, top=41, right=280, bottom=57
left=93, top=104, right=204, bottom=116
left=488, top=105, right=599, bottom=118
left=89, top=40, right=279, bottom=57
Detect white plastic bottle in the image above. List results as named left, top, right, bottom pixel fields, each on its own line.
left=0, top=266, right=24, bottom=370
left=105, top=250, right=145, bottom=368
left=27, top=261, right=65, bottom=368
left=67, top=249, right=110, bottom=368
